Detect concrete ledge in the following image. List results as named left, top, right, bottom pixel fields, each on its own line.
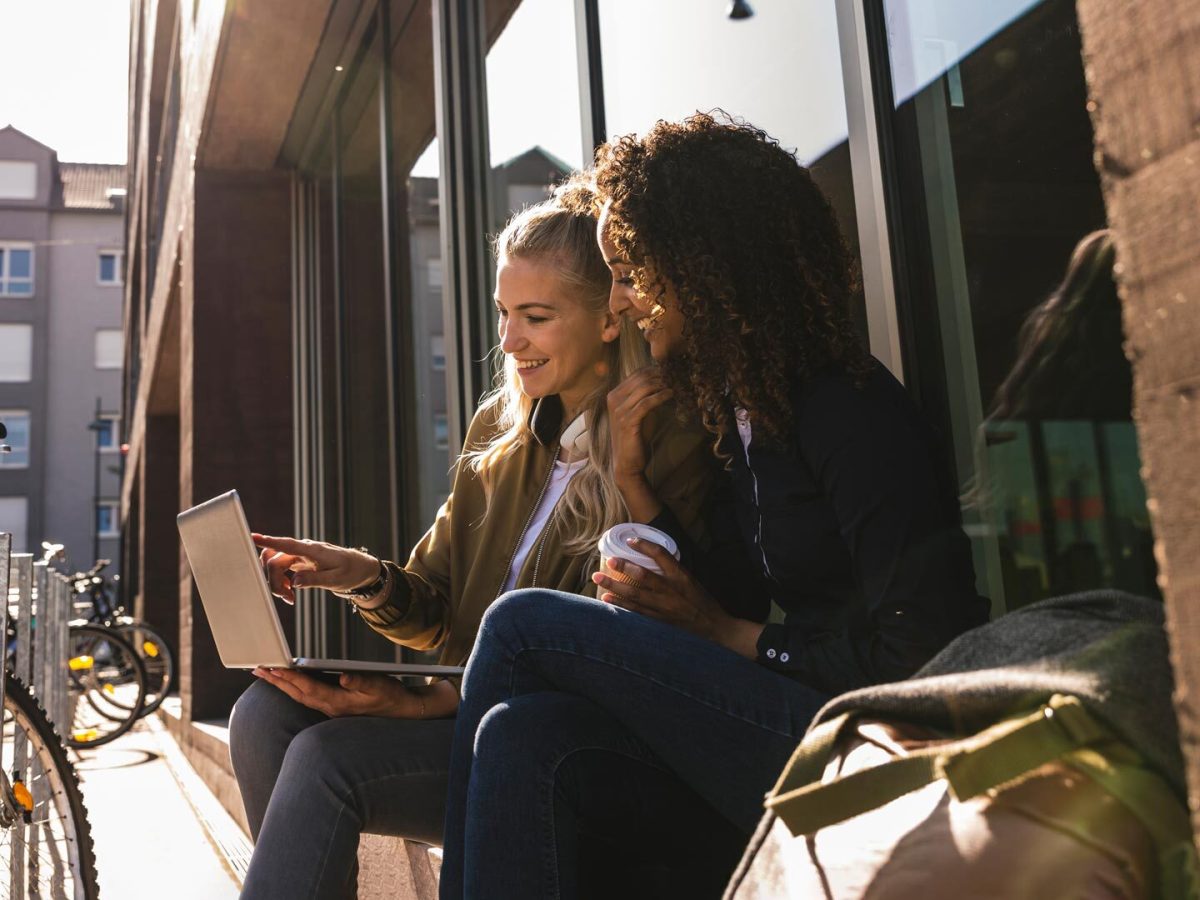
left=156, top=699, right=439, bottom=899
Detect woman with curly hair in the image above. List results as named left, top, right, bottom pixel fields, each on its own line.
left=439, top=114, right=986, bottom=899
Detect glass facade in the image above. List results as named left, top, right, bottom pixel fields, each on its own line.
left=880, top=0, right=1153, bottom=610
left=281, top=0, right=1156, bottom=652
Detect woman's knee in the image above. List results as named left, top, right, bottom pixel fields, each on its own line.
left=477, top=589, right=606, bottom=651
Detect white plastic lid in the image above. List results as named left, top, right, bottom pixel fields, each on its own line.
left=597, top=522, right=680, bottom=574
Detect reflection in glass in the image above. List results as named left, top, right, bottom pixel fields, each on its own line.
left=882, top=0, right=1157, bottom=610
left=597, top=0, right=865, bottom=339
left=483, top=1, right=580, bottom=348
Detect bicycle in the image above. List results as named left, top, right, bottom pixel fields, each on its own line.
left=5, top=558, right=149, bottom=749
left=2, top=531, right=101, bottom=898
left=70, top=558, right=175, bottom=717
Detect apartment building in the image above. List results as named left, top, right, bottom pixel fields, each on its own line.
left=0, top=125, right=125, bottom=572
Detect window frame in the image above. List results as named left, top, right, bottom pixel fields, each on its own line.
left=94, top=328, right=124, bottom=370
left=98, top=249, right=125, bottom=286
left=0, top=409, right=30, bottom=469
left=96, top=499, right=120, bottom=538
left=0, top=242, right=35, bottom=297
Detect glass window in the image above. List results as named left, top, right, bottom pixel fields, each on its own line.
left=98, top=251, right=123, bottom=285
left=596, top=1, right=866, bottom=338
left=390, top=0, right=450, bottom=531
left=0, top=324, right=33, bottom=381
left=481, top=0, right=586, bottom=363
left=0, top=244, right=34, bottom=296
left=0, top=497, right=28, bottom=553
left=94, top=329, right=123, bottom=369
left=95, top=414, right=120, bottom=451
left=0, top=411, right=30, bottom=468
left=433, top=413, right=449, bottom=450
left=0, top=161, right=37, bottom=200
left=96, top=500, right=119, bottom=538
left=430, top=334, right=445, bottom=371
left=881, top=0, right=1155, bottom=610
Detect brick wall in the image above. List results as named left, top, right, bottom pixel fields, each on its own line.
left=1076, top=0, right=1200, bottom=844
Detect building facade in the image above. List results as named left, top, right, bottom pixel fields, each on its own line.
left=123, top=0, right=1198, bottom=871
left=0, top=125, right=125, bottom=572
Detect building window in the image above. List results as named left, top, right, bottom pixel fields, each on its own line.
left=98, top=250, right=124, bottom=286
left=0, top=497, right=28, bottom=553
left=94, top=413, right=120, bottom=451
left=427, top=258, right=443, bottom=290
left=0, top=324, right=33, bottom=381
left=0, top=411, right=30, bottom=468
left=94, top=329, right=123, bottom=369
left=96, top=500, right=119, bottom=538
left=430, top=334, right=446, bottom=371
left=433, top=413, right=449, bottom=450
left=0, top=161, right=37, bottom=200
left=0, top=243, right=34, bottom=296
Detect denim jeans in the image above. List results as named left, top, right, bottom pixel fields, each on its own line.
left=229, top=679, right=455, bottom=900
left=439, top=590, right=829, bottom=900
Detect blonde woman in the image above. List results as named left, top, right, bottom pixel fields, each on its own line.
left=229, top=177, right=715, bottom=900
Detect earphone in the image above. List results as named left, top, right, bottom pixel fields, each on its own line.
left=560, top=413, right=590, bottom=455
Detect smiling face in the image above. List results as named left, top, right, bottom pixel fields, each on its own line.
left=496, top=254, right=620, bottom=415
left=597, top=203, right=686, bottom=362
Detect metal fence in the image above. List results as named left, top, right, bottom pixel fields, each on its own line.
left=2, top=537, right=73, bottom=731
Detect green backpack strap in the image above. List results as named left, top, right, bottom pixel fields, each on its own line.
left=1064, top=748, right=1199, bottom=899
left=764, top=694, right=1199, bottom=898
left=767, top=694, right=1105, bottom=836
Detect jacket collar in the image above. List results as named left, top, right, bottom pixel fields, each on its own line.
left=528, top=395, right=564, bottom=447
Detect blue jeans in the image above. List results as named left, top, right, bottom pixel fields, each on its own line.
left=229, top=679, right=455, bottom=900
left=439, top=590, right=829, bottom=900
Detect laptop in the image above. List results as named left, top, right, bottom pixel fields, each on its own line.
left=177, top=490, right=465, bottom=677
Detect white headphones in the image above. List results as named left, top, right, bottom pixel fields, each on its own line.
left=560, top=413, right=590, bottom=455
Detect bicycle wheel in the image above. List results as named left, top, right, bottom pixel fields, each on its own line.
left=66, top=623, right=146, bottom=748
left=113, top=620, right=174, bottom=716
left=1, top=673, right=100, bottom=899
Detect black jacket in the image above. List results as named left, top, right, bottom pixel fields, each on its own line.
left=671, top=361, right=987, bottom=697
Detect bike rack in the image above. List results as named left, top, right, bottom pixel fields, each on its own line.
left=6, top=549, right=72, bottom=731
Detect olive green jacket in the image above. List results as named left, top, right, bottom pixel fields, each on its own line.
left=358, top=397, right=715, bottom=667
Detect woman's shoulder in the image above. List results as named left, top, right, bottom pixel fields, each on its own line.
left=462, top=400, right=509, bottom=450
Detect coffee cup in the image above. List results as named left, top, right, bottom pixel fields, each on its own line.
left=597, top=523, right=680, bottom=584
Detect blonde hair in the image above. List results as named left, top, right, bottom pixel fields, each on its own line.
left=463, top=172, right=651, bottom=556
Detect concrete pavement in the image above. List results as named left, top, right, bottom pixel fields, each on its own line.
left=72, top=713, right=245, bottom=898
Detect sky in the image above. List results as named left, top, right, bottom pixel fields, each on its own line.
left=0, top=0, right=130, bottom=163
left=0, top=0, right=1038, bottom=172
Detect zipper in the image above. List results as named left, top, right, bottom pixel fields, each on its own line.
left=494, top=449, right=558, bottom=599
left=737, top=411, right=774, bottom=581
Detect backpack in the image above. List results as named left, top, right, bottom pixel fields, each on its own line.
left=726, top=592, right=1198, bottom=899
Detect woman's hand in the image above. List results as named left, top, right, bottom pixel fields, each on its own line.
left=591, top=538, right=764, bottom=659
left=252, top=533, right=380, bottom=605
left=607, top=368, right=673, bottom=521
left=252, top=669, right=424, bottom=718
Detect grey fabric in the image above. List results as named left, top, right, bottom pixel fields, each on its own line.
left=808, top=590, right=1184, bottom=796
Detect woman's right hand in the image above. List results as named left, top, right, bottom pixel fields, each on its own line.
left=252, top=534, right=380, bottom=605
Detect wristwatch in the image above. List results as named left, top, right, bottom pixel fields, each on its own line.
left=335, top=553, right=389, bottom=603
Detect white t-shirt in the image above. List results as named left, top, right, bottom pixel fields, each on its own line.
left=501, top=457, right=587, bottom=595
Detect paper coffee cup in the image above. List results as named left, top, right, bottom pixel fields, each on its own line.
left=597, top=523, right=680, bottom=583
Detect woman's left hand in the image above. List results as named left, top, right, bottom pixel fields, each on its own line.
left=252, top=669, right=423, bottom=718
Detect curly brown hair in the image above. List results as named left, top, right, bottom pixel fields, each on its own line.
left=594, top=112, right=872, bottom=449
